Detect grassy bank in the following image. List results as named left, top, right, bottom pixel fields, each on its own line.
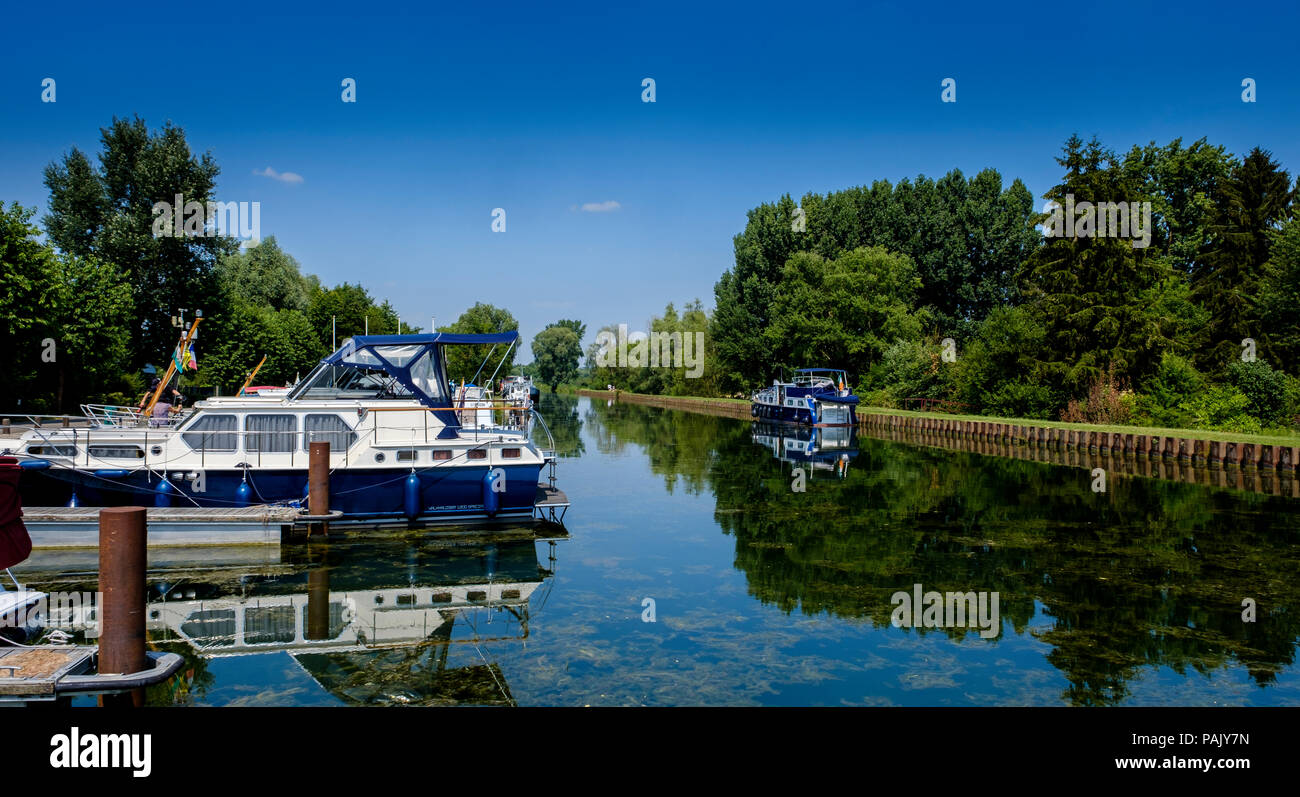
left=576, top=389, right=1300, bottom=448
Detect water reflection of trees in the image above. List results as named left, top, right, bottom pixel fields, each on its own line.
left=584, top=398, right=1300, bottom=706
left=536, top=393, right=585, bottom=459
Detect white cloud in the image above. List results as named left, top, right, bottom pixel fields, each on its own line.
left=579, top=200, right=621, bottom=213
left=253, top=166, right=304, bottom=184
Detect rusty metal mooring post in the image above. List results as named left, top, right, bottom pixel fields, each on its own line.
left=98, top=506, right=147, bottom=706
left=309, top=441, right=331, bottom=537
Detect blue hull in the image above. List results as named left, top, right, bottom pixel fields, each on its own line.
left=750, top=402, right=857, bottom=426
left=19, top=464, right=543, bottom=522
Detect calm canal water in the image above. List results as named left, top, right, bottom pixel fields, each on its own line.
left=16, top=394, right=1300, bottom=706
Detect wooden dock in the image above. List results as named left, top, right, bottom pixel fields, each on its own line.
left=534, top=484, right=569, bottom=523
left=22, top=485, right=570, bottom=548
left=0, top=647, right=185, bottom=703
left=23, top=505, right=299, bottom=548
left=0, top=647, right=95, bottom=698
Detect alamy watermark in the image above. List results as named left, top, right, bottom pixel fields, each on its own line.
left=1042, top=194, right=1152, bottom=249
left=152, top=193, right=260, bottom=243
left=890, top=583, right=1000, bottom=639
left=594, top=323, right=705, bottom=378
left=2, top=590, right=100, bottom=632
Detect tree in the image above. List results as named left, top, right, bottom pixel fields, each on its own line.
left=532, top=325, right=581, bottom=392
left=215, top=236, right=316, bottom=312
left=0, top=202, right=132, bottom=411
left=551, top=319, right=586, bottom=344
left=1193, top=147, right=1294, bottom=369
left=764, top=247, right=923, bottom=380
left=1258, top=216, right=1300, bottom=368
left=0, top=202, right=59, bottom=409
left=43, top=116, right=239, bottom=368
left=712, top=194, right=802, bottom=390
left=585, top=323, right=621, bottom=389
left=305, top=282, right=410, bottom=352
left=1121, top=137, right=1233, bottom=276
left=1019, top=135, right=1171, bottom=398
left=46, top=253, right=133, bottom=410
left=438, top=303, right=518, bottom=383
left=201, top=302, right=323, bottom=392
left=714, top=169, right=1041, bottom=391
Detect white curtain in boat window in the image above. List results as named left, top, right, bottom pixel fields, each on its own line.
left=304, top=414, right=356, bottom=451
left=246, top=414, right=298, bottom=453
left=181, top=415, right=238, bottom=452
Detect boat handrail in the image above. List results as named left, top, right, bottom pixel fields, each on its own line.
left=80, top=403, right=146, bottom=426
left=529, top=407, right=556, bottom=455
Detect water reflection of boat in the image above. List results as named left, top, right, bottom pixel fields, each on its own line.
left=15, top=534, right=561, bottom=705
left=0, top=568, right=46, bottom=644
left=751, top=422, right=857, bottom=477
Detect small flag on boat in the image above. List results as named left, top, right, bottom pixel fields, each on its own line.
left=186, top=342, right=198, bottom=370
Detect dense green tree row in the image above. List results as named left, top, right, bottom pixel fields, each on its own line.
left=693, top=134, right=1300, bottom=432
left=1, top=116, right=470, bottom=411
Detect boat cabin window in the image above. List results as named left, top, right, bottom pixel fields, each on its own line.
left=246, top=414, right=298, bottom=453
left=26, top=444, right=75, bottom=457
left=89, top=445, right=144, bottom=459
left=182, top=415, right=238, bottom=452
left=243, top=606, right=296, bottom=644
left=181, top=608, right=236, bottom=646
left=304, top=414, right=357, bottom=451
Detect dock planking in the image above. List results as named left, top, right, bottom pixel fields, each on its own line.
left=0, top=647, right=95, bottom=697
left=22, top=486, right=569, bottom=547
left=23, top=505, right=299, bottom=548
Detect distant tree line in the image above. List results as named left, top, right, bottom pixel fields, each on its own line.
left=608, top=135, right=1300, bottom=433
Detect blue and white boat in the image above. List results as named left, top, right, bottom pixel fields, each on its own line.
left=4, top=333, right=559, bottom=526
left=750, top=368, right=859, bottom=426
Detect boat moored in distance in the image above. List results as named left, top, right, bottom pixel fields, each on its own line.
left=500, top=375, right=539, bottom=408
left=750, top=368, right=859, bottom=426
left=3, top=332, right=563, bottom=528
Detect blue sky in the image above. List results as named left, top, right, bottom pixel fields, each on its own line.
left=3, top=0, right=1298, bottom=360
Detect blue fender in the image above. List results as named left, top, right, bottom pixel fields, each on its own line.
left=155, top=477, right=174, bottom=507
left=235, top=481, right=252, bottom=508
left=482, top=469, right=500, bottom=517
left=404, top=472, right=421, bottom=519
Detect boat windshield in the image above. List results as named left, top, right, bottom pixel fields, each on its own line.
left=293, top=364, right=416, bottom=400
left=793, top=374, right=837, bottom=389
